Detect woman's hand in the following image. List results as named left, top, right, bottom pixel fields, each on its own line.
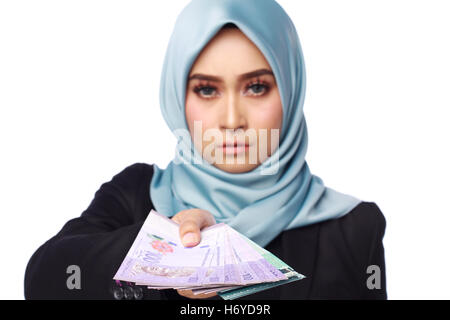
left=171, top=208, right=216, bottom=247
left=176, top=289, right=218, bottom=299
left=171, top=208, right=217, bottom=299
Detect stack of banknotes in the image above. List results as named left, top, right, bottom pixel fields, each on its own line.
left=113, top=209, right=305, bottom=300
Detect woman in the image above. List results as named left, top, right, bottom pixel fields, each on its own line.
left=24, top=0, right=387, bottom=300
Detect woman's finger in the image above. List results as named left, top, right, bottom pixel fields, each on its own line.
left=177, top=289, right=217, bottom=299
left=179, top=219, right=201, bottom=247
left=171, top=209, right=216, bottom=247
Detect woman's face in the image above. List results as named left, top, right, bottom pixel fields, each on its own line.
left=185, top=28, right=283, bottom=173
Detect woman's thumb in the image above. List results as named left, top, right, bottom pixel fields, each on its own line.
left=179, top=220, right=201, bottom=247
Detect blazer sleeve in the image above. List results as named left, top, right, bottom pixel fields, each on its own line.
left=24, top=163, right=161, bottom=300
left=346, top=202, right=388, bottom=300
left=364, top=202, right=388, bottom=299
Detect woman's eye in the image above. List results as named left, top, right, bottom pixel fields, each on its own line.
left=249, top=83, right=267, bottom=94
left=193, top=82, right=269, bottom=98
left=246, top=83, right=269, bottom=96
left=194, top=86, right=217, bottom=98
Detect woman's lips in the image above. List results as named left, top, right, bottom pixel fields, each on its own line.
left=219, top=142, right=250, bottom=155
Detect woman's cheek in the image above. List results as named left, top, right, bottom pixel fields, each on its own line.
left=186, top=102, right=215, bottom=153
left=250, top=101, right=282, bottom=156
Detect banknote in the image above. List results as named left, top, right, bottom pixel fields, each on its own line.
left=190, top=226, right=301, bottom=296
left=217, top=231, right=305, bottom=299
left=113, top=209, right=306, bottom=299
left=192, top=230, right=305, bottom=298
left=114, top=210, right=222, bottom=287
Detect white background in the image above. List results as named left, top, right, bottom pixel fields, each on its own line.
left=1, top=0, right=449, bottom=300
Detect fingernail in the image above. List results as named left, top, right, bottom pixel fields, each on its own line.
left=182, top=232, right=198, bottom=246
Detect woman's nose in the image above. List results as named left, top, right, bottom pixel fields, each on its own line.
left=219, top=94, right=246, bottom=131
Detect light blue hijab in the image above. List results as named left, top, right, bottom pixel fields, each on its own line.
left=150, top=0, right=362, bottom=247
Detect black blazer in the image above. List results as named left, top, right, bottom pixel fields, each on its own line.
left=24, top=163, right=387, bottom=300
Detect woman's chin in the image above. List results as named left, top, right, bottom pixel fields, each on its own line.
left=212, top=162, right=260, bottom=174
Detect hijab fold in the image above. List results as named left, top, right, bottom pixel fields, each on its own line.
left=150, top=0, right=362, bottom=247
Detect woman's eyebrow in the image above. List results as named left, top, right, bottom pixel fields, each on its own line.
left=188, top=68, right=274, bottom=82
